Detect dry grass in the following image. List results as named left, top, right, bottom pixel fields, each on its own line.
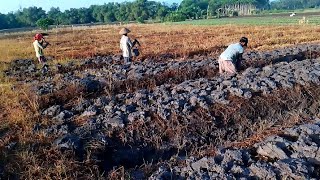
left=0, top=82, right=105, bottom=179
left=0, top=84, right=37, bottom=138
left=1, top=24, right=320, bottom=62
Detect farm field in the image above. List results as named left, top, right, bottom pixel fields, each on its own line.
left=1, top=15, right=320, bottom=62
left=1, top=19, right=320, bottom=179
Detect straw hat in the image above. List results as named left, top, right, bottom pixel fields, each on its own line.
left=119, top=27, right=131, bottom=35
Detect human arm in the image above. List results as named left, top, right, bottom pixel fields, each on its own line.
left=235, top=53, right=244, bottom=71
left=35, top=40, right=44, bottom=50
left=234, top=44, right=245, bottom=70
left=132, top=39, right=141, bottom=47
left=127, top=38, right=133, bottom=49
left=128, top=38, right=141, bottom=49
left=41, top=38, right=50, bottom=49
left=37, top=38, right=49, bottom=49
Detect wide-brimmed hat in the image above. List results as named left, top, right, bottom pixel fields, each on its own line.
left=119, top=28, right=131, bottom=35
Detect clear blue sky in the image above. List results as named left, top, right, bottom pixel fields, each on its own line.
left=0, top=0, right=182, bottom=14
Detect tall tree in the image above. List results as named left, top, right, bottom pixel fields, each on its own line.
left=48, top=7, right=62, bottom=25
left=63, top=8, right=80, bottom=24
left=132, top=0, right=149, bottom=21
left=6, top=13, right=21, bottom=28
left=77, top=8, right=93, bottom=24
left=0, top=13, right=8, bottom=29
left=16, top=7, right=46, bottom=26
left=270, top=0, right=320, bottom=9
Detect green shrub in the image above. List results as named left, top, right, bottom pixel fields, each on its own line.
left=165, top=12, right=187, bottom=22
left=136, top=17, right=145, bottom=23
left=36, top=18, right=54, bottom=30
left=232, top=11, right=239, bottom=17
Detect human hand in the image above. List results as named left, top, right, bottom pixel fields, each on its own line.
left=134, top=39, right=141, bottom=46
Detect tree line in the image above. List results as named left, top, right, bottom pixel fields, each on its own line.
left=270, top=0, right=320, bottom=10
left=0, top=0, right=319, bottom=30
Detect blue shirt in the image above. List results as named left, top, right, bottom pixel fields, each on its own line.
left=220, top=43, right=244, bottom=63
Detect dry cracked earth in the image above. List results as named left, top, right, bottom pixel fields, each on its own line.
left=2, top=43, right=320, bottom=179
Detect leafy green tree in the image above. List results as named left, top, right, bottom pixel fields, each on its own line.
left=115, top=3, right=131, bottom=22
left=165, top=11, right=187, bottom=21
left=91, top=5, right=104, bottom=22
left=5, top=13, right=21, bottom=28
left=180, top=0, right=209, bottom=19
left=16, top=7, right=46, bottom=26
left=170, top=3, right=179, bottom=11
left=179, top=0, right=198, bottom=19
left=63, top=8, right=80, bottom=24
left=156, top=4, right=170, bottom=21
left=36, top=18, right=54, bottom=30
left=0, top=13, right=8, bottom=29
left=78, top=8, right=93, bottom=23
left=132, top=0, right=149, bottom=21
left=101, top=3, right=117, bottom=22
left=48, top=7, right=63, bottom=25
left=208, top=0, right=222, bottom=16
left=256, top=0, right=270, bottom=9
left=270, top=0, right=320, bottom=9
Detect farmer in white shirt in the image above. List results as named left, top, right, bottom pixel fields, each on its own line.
left=33, top=33, right=50, bottom=73
left=219, top=37, right=248, bottom=75
left=119, top=28, right=139, bottom=64
left=33, top=33, right=49, bottom=64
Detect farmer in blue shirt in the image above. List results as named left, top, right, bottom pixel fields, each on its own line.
left=219, top=37, right=248, bottom=75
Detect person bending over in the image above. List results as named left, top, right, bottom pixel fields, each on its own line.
left=218, top=37, right=248, bottom=76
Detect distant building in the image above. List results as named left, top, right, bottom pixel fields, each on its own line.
left=217, top=3, right=257, bottom=17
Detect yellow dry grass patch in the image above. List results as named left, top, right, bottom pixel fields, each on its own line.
left=0, top=84, right=38, bottom=142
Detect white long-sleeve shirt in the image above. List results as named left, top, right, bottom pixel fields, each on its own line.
left=120, top=35, right=133, bottom=58
left=33, top=40, right=44, bottom=57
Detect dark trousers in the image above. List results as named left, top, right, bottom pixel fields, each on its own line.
left=124, top=57, right=132, bottom=64
left=38, top=56, right=46, bottom=63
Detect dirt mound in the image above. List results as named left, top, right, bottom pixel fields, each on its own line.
left=150, top=120, right=320, bottom=179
